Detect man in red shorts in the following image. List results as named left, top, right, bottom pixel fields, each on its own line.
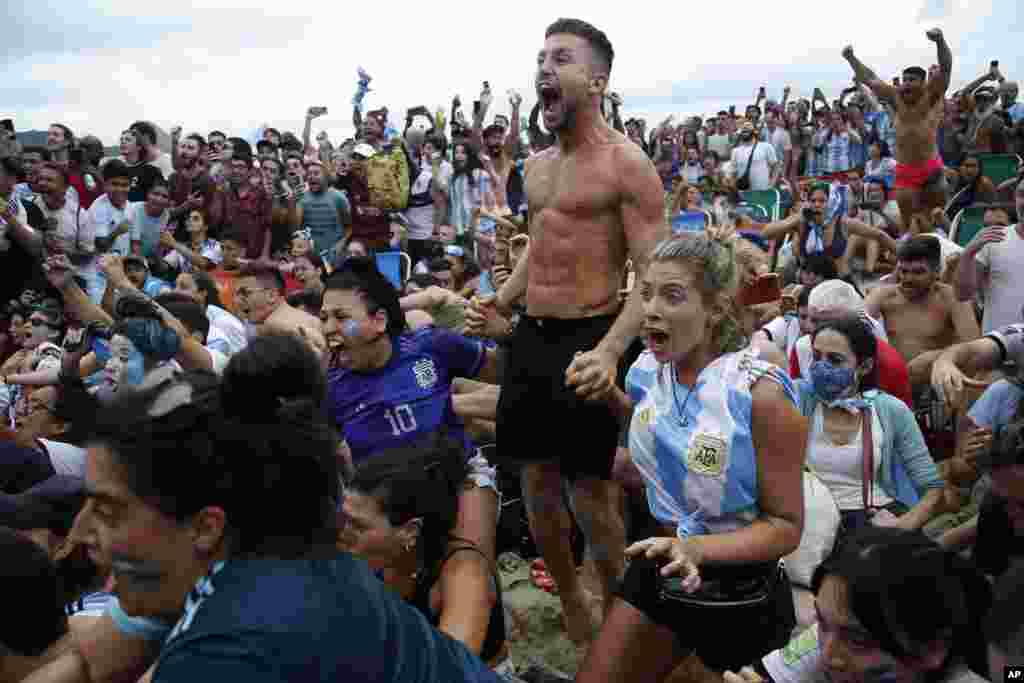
left=842, top=28, right=952, bottom=231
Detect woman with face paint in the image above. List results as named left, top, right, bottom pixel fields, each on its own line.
left=321, top=257, right=502, bottom=571
left=796, top=317, right=944, bottom=538
left=48, top=334, right=504, bottom=683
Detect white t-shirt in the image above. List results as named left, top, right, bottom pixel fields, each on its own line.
left=88, top=194, right=132, bottom=256
left=164, top=239, right=223, bottom=274
left=405, top=160, right=453, bottom=241
left=730, top=142, right=778, bottom=191
left=763, top=127, right=793, bottom=166
left=975, top=224, right=1024, bottom=332
left=206, top=305, right=247, bottom=356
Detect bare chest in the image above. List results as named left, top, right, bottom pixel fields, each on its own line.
left=526, top=150, right=620, bottom=221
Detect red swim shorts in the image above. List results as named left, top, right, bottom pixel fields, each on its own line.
left=894, top=156, right=944, bottom=191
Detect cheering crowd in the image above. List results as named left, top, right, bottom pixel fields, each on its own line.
left=1, top=14, right=1024, bottom=683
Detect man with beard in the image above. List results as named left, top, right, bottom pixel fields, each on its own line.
left=472, top=18, right=665, bottom=645
left=129, top=121, right=173, bottom=178
left=297, top=161, right=350, bottom=263
left=843, top=29, right=951, bottom=230
left=166, top=131, right=211, bottom=232
left=866, top=236, right=979, bottom=389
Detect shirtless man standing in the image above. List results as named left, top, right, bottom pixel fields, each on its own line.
left=235, top=264, right=326, bottom=354
left=866, top=236, right=979, bottom=389
left=472, top=18, right=665, bottom=644
left=842, top=28, right=951, bottom=230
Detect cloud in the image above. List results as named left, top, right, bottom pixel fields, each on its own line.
left=917, top=0, right=950, bottom=20
left=3, top=0, right=1021, bottom=145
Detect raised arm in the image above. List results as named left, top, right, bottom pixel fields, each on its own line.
left=0, top=203, right=43, bottom=257
left=925, top=28, right=952, bottom=103
left=505, top=92, right=522, bottom=158
left=842, top=46, right=899, bottom=104
left=843, top=216, right=900, bottom=254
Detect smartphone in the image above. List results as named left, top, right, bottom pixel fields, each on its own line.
left=310, top=106, right=328, bottom=117
left=991, top=60, right=999, bottom=68
left=473, top=101, right=481, bottom=116
left=739, top=273, right=782, bottom=307
left=483, top=81, right=490, bottom=89
left=759, top=86, right=767, bottom=96
left=729, top=105, right=736, bottom=115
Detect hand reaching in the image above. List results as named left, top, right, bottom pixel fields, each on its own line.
left=625, top=537, right=703, bottom=589
left=43, top=254, right=76, bottom=290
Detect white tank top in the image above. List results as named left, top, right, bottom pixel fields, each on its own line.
left=807, top=406, right=893, bottom=511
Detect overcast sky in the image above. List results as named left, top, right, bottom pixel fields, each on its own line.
left=4, top=0, right=1020, bottom=146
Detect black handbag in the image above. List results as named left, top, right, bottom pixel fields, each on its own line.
left=659, top=561, right=782, bottom=608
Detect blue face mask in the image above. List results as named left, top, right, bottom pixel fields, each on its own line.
left=810, top=360, right=856, bottom=403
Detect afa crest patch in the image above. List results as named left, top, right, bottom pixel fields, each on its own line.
left=413, top=358, right=438, bottom=389
left=687, top=432, right=728, bottom=476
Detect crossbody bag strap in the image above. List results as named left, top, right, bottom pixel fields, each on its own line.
left=860, top=406, right=874, bottom=510
left=742, top=143, right=758, bottom=180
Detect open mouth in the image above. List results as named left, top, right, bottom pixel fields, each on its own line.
left=537, top=83, right=562, bottom=115
left=645, top=328, right=671, bottom=351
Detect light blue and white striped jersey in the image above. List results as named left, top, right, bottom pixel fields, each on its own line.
left=626, top=349, right=798, bottom=539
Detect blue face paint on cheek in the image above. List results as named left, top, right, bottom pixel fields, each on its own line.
left=110, top=551, right=164, bottom=591
left=341, top=319, right=362, bottom=338
left=125, top=350, right=146, bottom=386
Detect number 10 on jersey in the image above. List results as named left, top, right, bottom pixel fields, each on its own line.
left=384, top=404, right=418, bottom=436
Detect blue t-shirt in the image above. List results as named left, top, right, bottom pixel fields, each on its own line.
left=328, top=327, right=485, bottom=463
left=153, top=556, right=500, bottom=683
left=968, top=379, right=1024, bottom=433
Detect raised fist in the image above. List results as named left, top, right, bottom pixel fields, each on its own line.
left=841, top=45, right=855, bottom=60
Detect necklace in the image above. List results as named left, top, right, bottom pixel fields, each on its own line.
left=670, top=366, right=697, bottom=427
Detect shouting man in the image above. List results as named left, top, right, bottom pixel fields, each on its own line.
left=866, top=236, right=979, bottom=388
left=475, top=18, right=665, bottom=645
left=842, top=28, right=951, bottom=230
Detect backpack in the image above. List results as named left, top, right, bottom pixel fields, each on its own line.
left=365, top=143, right=412, bottom=211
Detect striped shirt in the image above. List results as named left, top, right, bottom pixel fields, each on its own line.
left=626, top=349, right=797, bottom=538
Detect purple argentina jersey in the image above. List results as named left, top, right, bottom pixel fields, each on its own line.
left=328, top=326, right=486, bottom=463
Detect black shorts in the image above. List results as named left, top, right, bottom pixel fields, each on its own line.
left=616, top=554, right=796, bottom=672
left=495, top=314, right=622, bottom=481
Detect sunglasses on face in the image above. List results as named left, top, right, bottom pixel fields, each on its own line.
left=29, top=317, right=55, bottom=327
